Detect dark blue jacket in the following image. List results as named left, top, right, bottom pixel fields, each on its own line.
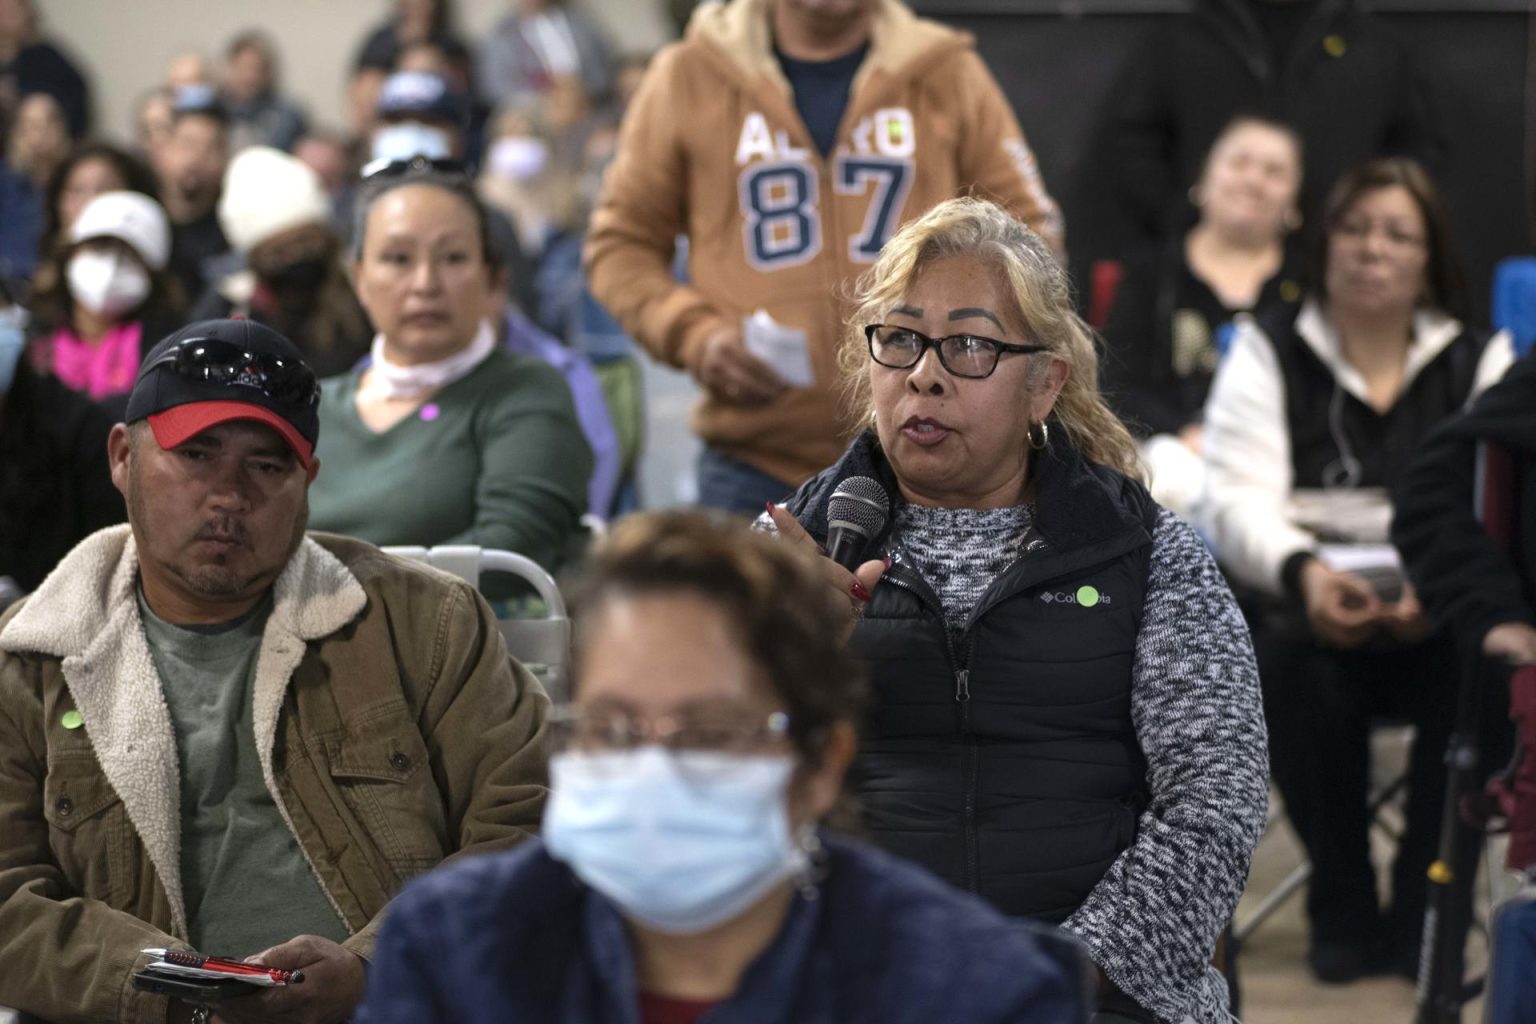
left=0, top=161, right=42, bottom=293
left=355, top=834, right=1090, bottom=1024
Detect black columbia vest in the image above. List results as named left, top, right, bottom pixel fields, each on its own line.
left=788, top=432, right=1158, bottom=923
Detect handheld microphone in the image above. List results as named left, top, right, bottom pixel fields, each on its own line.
left=826, top=476, right=889, bottom=570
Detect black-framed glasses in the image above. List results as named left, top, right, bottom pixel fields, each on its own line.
left=548, top=704, right=792, bottom=756
left=145, top=338, right=320, bottom=408
left=864, top=324, right=1048, bottom=380
left=360, top=154, right=470, bottom=181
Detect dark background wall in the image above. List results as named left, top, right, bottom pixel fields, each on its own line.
left=912, top=1, right=1533, bottom=326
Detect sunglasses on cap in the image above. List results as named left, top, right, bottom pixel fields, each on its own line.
left=143, top=337, right=320, bottom=408
left=360, top=154, right=470, bottom=181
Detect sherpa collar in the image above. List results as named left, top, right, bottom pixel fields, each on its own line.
left=1, top=525, right=368, bottom=935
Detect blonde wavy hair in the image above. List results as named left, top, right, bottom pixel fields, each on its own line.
left=838, top=196, right=1143, bottom=481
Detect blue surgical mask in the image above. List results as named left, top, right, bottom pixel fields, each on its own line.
left=371, top=122, right=453, bottom=163
left=543, top=747, right=806, bottom=935
left=0, top=305, right=28, bottom=396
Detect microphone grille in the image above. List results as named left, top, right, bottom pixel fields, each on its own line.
left=828, top=476, right=889, bottom=539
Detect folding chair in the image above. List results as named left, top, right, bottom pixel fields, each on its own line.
left=1232, top=757, right=1411, bottom=949
left=382, top=545, right=572, bottom=704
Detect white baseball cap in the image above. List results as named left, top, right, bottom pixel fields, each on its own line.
left=69, top=191, right=172, bottom=271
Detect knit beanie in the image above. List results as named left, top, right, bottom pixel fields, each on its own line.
left=217, top=146, right=332, bottom=254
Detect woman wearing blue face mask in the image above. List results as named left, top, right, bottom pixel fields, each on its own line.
left=355, top=510, right=1089, bottom=1024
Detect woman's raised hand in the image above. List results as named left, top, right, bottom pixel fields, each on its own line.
left=766, top=503, right=888, bottom=639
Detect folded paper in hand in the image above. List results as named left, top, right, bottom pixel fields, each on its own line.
left=743, top=310, right=814, bottom=389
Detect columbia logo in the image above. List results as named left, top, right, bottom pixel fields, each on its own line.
left=1040, top=586, right=1110, bottom=607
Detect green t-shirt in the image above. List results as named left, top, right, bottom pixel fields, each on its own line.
left=308, top=350, right=593, bottom=576
left=138, top=589, right=349, bottom=955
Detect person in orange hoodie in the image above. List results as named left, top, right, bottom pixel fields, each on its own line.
left=585, top=0, right=1062, bottom=512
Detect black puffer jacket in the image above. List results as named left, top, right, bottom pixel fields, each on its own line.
left=787, top=431, right=1158, bottom=923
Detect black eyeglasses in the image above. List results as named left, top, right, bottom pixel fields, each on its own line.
left=144, top=337, right=320, bottom=408
left=865, top=324, right=1048, bottom=380
left=360, top=154, right=470, bottom=181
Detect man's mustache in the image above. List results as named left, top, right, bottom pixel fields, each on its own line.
left=193, top=519, right=250, bottom=546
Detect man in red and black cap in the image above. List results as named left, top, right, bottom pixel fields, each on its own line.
left=0, top=319, right=550, bottom=1024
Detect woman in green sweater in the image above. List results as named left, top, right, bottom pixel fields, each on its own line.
left=308, top=158, right=592, bottom=573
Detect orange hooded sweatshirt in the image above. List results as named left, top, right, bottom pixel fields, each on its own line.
left=585, top=0, right=1063, bottom=486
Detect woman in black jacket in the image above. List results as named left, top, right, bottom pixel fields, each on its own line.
left=1394, top=350, right=1536, bottom=665
left=762, top=198, right=1267, bottom=1024
left=0, top=352, right=124, bottom=597
left=1101, top=113, right=1303, bottom=517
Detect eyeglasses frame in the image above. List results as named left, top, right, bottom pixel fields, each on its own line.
left=864, top=323, right=1049, bottom=380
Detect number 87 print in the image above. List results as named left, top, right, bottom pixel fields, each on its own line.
left=738, top=155, right=913, bottom=269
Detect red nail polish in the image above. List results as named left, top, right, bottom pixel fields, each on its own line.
left=765, top=501, right=776, bottom=513
left=851, top=581, right=873, bottom=603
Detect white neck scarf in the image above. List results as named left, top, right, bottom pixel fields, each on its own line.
left=362, top=319, right=496, bottom=401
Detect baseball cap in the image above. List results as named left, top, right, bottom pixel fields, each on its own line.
left=70, top=191, right=172, bottom=271
left=125, top=319, right=320, bottom=468
left=376, top=71, right=469, bottom=126
left=171, top=83, right=227, bottom=124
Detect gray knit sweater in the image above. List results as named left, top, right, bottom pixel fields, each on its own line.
left=762, top=504, right=1268, bottom=1023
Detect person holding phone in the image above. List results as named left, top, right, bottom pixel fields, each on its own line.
left=0, top=318, right=549, bottom=1024
left=1202, top=158, right=1514, bottom=982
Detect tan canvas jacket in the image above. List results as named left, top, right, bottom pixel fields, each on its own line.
left=585, top=0, right=1063, bottom=486
left=0, top=528, right=549, bottom=1024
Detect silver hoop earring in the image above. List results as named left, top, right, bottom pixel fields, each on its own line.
left=1027, top=420, right=1049, bottom=451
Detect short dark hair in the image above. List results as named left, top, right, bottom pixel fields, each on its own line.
left=42, top=142, right=159, bottom=245
left=351, top=165, right=498, bottom=272
left=225, top=29, right=274, bottom=62
left=565, top=510, right=866, bottom=764
left=1309, top=156, right=1471, bottom=323
left=1200, top=111, right=1304, bottom=186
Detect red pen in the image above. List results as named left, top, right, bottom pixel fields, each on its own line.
left=142, top=948, right=305, bottom=984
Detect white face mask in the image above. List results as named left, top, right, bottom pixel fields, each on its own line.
left=542, top=747, right=807, bottom=935
left=488, top=136, right=549, bottom=183
left=67, top=249, right=151, bottom=318
left=371, top=122, right=453, bottom=164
